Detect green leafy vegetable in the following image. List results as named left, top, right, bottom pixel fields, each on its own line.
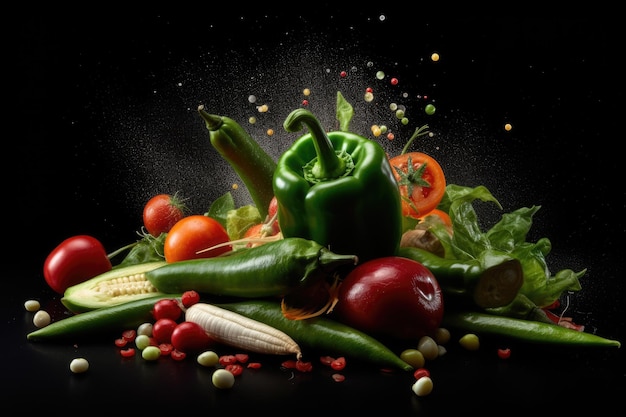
left=206, top=192, right=236, bottom=229
left=435, top=184, right=585, bottom=311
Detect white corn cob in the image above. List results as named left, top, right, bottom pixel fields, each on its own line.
left=185, top=303, right=302, bottom=360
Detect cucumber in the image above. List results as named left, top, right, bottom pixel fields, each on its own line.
left=61, top=261, right=168, bottom=313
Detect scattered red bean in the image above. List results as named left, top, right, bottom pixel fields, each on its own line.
left=330, top=357, right=346, bottom=371
left=497, top=348, right=511, bottom=359
left=320, top=356, right=334, bottom=366
left=225, top=364, right=244, bottom=376
left=170, top=349, right=186, bottom=361
left=219, top=355, right=238, bottom=366
left=281, top=360, right=297, bottom=369
left=120, top=348, right=136, bottom=358
left=413, top=368, right=430, bottom=380
left=332, top=373, right=346, bottom=382
left=295, top=360, right=313, bottom=372
left=235, top=353, right=249, bottom=363
left=114, top=338, right=128, bottom=348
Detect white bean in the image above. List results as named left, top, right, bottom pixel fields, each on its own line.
left=212, top=369, right=235, bottom=389
left=33, top=310, right=51, bottom=328
left=24, top=299, right=40, bottom=312
left=417, top=335, right=439, bottom=360
left=137, top=322, right=153, bottom=337
left=69, top=358, right=89, bottom=374
left=412, top=376, right=434, bottom=396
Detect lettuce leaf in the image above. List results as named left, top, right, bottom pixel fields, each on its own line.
left=437, top=184, right=585, bottom=309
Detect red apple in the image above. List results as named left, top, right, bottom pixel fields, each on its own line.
left=332, top=256, right=444, bottom=340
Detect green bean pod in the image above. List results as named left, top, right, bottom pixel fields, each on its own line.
left=215, top=299, right=413, bottom=372
left=27, top=294, right=181, bottom=342
left=145, top=238, right=358, bottom=297
left=397, top=246, right=523, bottom=308
left=442, top=311, right=621, bottom=347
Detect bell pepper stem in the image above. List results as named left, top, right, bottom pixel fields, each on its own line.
left=284, top=108, right=347, bottom=180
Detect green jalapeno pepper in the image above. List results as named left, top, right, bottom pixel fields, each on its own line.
left=273, top=108, right=403, bottom=263
left=145, top=237, right=358, bottom=297
left=442, top=311, right=621, bottom=347
left=198, top=105, right=276, bottom=219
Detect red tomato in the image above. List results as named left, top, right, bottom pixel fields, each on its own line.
left=333, top=256, right=444, bottom=340
left=181, top=290, right=201, bottom=308
left=43, top=235, right=113, bottom=294
left=164, top=215, right=231, bottom=262
left=152, top=298, right=182, bottom=321
left=243, top=221, right=281, bottom=248
left=170, top=321, right=213, bottom=353
left=152, top=318, right=178, bottom=344
left=142, top=193, right=186, bottom=236
left=388, top=152, right=446, bottom=218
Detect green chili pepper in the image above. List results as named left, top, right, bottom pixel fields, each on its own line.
left=215, top=299, right=413, bottom=371
left=198, top=105, right=276, bottom=218
left=273, top=108, right=403, bottom=263
left=442, top=311, right=621, bottom=347
left=397, top=246, right=524, bottom=308
left=27, top=294, right=181, bottom=342
left=145, top=237, right=358, bottom=297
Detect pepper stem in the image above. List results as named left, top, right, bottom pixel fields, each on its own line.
left=197, top=105, right=224, bottom=131
left=284, top=108, right=351, bottom=182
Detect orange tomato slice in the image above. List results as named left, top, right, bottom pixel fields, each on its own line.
left=388, top=152, right=446, bottom=218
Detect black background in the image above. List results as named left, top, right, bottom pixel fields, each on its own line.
left=5, top=11, right=624, bottom=414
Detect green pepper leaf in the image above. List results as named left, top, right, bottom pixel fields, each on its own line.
left=336, top=91, right=354, bottom=132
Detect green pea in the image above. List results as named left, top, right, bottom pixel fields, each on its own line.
left=400, top=348, right=425, bottom=368
left=135, top=334, right=151, bottom=350
left=425, top=104, right=436, bottom=115
left=212, top=369, right=235, bottom=389
left=197, top=351, right=219, bottom=367
left=142, top=346, right=161, bottom=361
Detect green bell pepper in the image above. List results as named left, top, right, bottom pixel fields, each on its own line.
left=273, top=108, right=403, bottom=263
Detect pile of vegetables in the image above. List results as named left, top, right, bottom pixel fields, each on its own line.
left=28, top=92, right=620, bottom=394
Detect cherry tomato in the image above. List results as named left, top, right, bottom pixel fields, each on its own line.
left=419, top=208, right=453, bottom=229
left=43, top=235, right=113, bottom=294
left=164, top=215, right=231, bottom=262
left=142, top=193, right=186, bottom=237
left=152, top=318, right=178, bottom=344
left=181, top=290, right=201, bottom=308
left=333, top=256, right=444, bottom=340
left=152, top=298, right=182, bottom=321
left=243, top=221, right=281, bottom=248
left=170, top=321, right=214, bottom=353
left=388, top=152, right=446, bottom=218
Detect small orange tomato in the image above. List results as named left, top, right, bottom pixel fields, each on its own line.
left=419, top=208, right=453, bottom=229
left=164, top=215, right=231, bottom=262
